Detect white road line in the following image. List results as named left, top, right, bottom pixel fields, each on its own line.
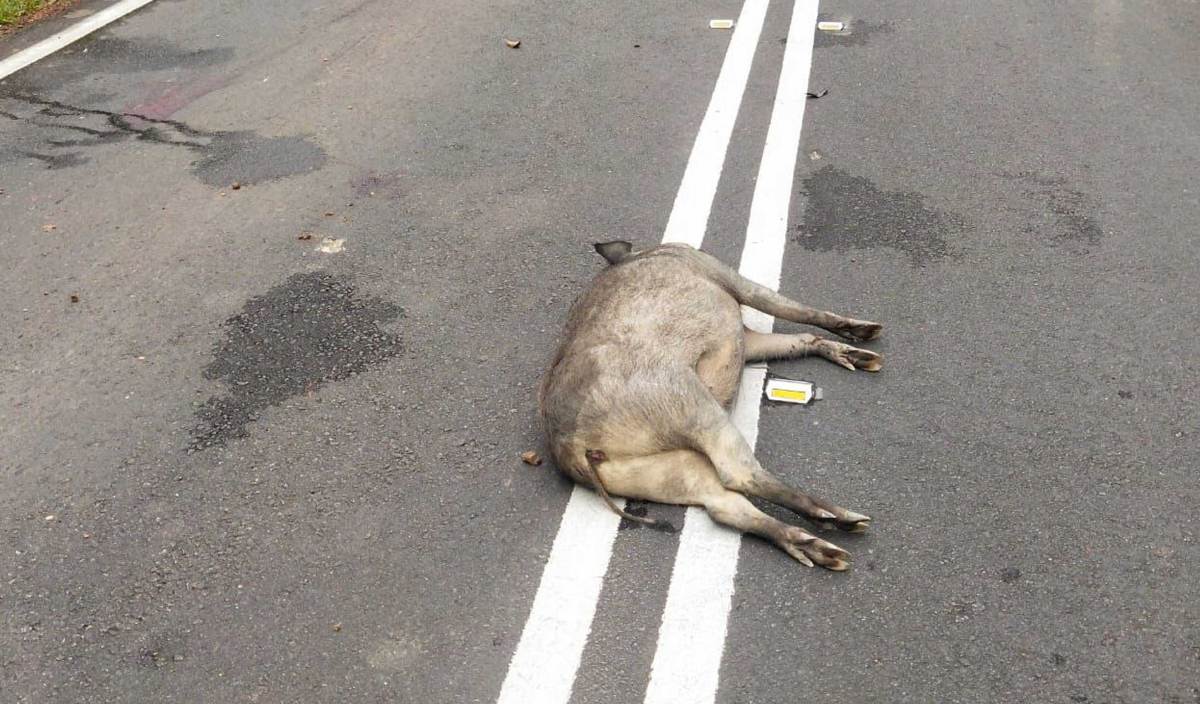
left=0, top=0, right=158, bottom=81
left=496, top=3, right=768, bottom=702
left=644, top=2, right=820, bottom=703
left=643, top=370, right=765, bottom=704
left=497, top=488, right=624, bottom=704
left=661, top=0, right=768, bottom=248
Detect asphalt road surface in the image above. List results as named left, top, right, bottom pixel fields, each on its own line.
left=2, top=0, right=1198, bottom=702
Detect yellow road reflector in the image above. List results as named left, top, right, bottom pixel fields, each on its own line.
left=709, top=19, right=735, bottom=29
left=817, top=20, right=845, bottom=32
left=764, top=377, right=821, bottom=405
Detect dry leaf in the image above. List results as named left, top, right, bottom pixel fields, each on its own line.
left=297, top=233, right=314, bottom=241
left=505, top=39, right=521, bottom=49
left=42, top=223, right=56, bottom=232
left=520, top=450, right=542, bottom=466
left=69, top=294, right=79, bottom=303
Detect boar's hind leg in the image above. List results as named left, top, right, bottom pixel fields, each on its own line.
left=685, top=397, right=872, bottom=533
left=683, top=247, right=882, bottom=341
left=593, top=449, right=849, bottom=570
left=743, top=330, right=882, bottom=372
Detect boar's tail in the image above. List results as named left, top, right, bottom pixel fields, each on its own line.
left=582, top=449, right=658, bottom=526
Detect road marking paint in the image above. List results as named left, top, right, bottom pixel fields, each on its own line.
left=496, top=488, right=623, bottom=704
left=644, top=2, right=821, bottom=703
left=496, top=3, right=769, bottom=701
left=643, top=368, right=766, bottom=704
left=0, top=0, right=159, bottom=81
left=662, top=0, right=769, bottom=248
left=736, top=0, right=819, bottom=335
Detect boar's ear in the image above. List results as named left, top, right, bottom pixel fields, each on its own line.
left=593, top=240, right=633, bottom=265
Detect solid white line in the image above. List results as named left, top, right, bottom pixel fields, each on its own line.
left=644, top=2, right=821, bottom=703
left=737, top=0, right=819, bottom=334
left=661, top=0, right=768, bottom=248
left=496, top=488, right=623, bottom=704
left=643, top=369, right=765, bottom=704
left=496, top=3, right=769, bottom=702
left=0, top=0, right=158, bottom=81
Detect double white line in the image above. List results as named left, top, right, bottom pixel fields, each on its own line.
left=498, top=2, right=820, bottom=701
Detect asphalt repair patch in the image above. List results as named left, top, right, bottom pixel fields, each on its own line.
left=190, top=272, right=401, bottom=451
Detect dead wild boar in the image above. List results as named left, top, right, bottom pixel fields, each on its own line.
left=538, top=241, right=882, bottom=570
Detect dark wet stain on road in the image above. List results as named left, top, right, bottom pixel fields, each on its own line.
left=190, top=273, right=401, bottom=451
left=0, top=93, right=326, bottom=185
left=813, top=18, right=895, bottom=48
left=14, top=149, right=87, bottom=169
left=1002, top=172, right=1103, bottom=248
left=795, top=165, right=967, bottom=264
left=617, top=501, right=678, bottom=534
left=10, top=35, right=233, bottom=85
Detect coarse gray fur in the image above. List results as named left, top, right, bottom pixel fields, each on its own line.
left=539, top=242, right=883, bottom=570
